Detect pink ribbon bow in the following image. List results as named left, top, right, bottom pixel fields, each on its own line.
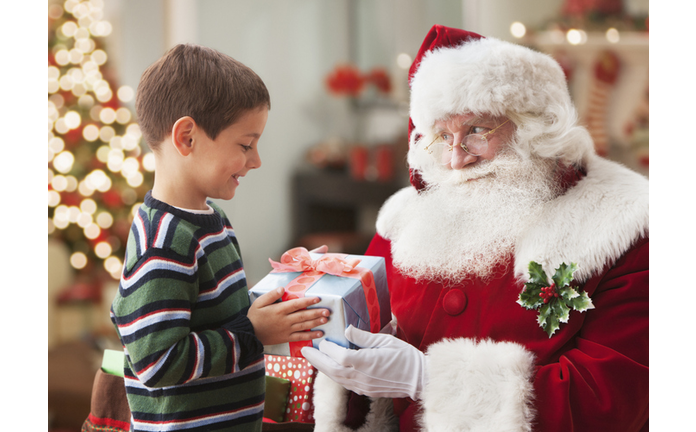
left=267, top=247, right=382, bottom=358
left=269, top=247, right=361, bottom=276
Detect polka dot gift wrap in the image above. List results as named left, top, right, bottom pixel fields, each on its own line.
left=265, top=355, right=317, bottom=423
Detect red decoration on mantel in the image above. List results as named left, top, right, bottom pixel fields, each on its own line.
left=365, top=68, right=392, bottom=94
left=325, top=64, right=392, bottom=97
left=325, top=64, right=364, bottom=97
left=562, top=0, right=624, bottom=17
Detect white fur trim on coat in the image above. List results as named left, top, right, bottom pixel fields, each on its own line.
left=512, top=155, right=649, bottom=282
left=312, top=372, right=398, bottom=432
left=410, top=37, right=570, bottom=137
left=421, top=338, right=536, bottom=432
left=377, top=154, right=649, bottom=284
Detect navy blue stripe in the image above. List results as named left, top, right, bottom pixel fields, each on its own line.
left=162, top=215, right=179, bottom=250
left=115, top=299, right=191, bottom=325
left=126, top=366, right=265, bottom=398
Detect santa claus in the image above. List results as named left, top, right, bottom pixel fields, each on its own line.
left=302, top=25, right=648, bottom=431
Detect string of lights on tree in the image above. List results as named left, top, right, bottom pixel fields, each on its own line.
left=48, top=0, right=154, bottom=281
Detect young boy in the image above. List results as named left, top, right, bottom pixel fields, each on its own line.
left=110, top=44, right=329, bottom=432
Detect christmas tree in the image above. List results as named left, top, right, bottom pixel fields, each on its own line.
left=48, top=0, right=154, bottom=290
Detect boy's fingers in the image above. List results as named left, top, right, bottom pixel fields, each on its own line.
left=291, top=315, right=328, bottom=332
left=288, top=330, right=324, bottom=342
left=283, top=296, right=322, bottom=312
left=253, top=287, right=284, bottom=307
left=295, top=308, right=330, bottom=322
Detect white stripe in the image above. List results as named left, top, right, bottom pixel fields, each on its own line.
left=135, top=343, right=178, bottom=385
left=187, top=332, right=205, bottom=383
left=121, top=257, right=197, bottom=290
left=227, top=329, right=242, bottom=373
left=198, top=268, right=246, bottom=302
left=154, top=213, right=174, bottom=249
left=131, top=401, right=265, bottom=431
left=124, top=359, right=265, bottom=391
left=117, top=310, right=191, bottom=337
left=199, top=229, right=229, bottom=249
left=134, top=212, right=148, bottom=256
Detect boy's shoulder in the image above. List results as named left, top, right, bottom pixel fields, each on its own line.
left=123, top=194, right=222, bottom=270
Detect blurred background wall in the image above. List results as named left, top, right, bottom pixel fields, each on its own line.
left=47, top=0, right=648, bottom=429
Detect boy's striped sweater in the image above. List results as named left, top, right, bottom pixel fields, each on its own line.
left=111, top=192, right=265, bottom=432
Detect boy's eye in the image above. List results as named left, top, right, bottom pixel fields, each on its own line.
left=240, top=144, right=252, bottom=152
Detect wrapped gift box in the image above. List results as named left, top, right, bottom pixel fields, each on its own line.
left=265, top=355, right=317, bottom=423
left=249, top=249, right=390, bottom=357
left=263, top=374, right=291, bottom=423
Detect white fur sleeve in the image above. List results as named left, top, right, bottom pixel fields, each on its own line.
left=421, top=338, right=536, bottom=432
left=312, top=372, right=398, bottom=432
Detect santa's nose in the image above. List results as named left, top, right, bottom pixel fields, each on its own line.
left=450, top=142, right=478, bottom=170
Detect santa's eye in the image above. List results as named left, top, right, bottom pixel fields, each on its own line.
left=439, top=133, right=454, bottom=144
left=467, top=126, right=489, bottom=136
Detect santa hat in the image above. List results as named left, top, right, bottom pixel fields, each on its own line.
left=407, top=25, right=589, bottom=190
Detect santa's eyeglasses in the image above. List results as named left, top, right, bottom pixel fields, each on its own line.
left=424, top=119, right=511, bottom=162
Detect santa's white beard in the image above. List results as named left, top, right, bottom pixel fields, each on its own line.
left=392, top=149, right=560, bottom=283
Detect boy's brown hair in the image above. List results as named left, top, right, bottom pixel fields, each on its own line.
left=136, top=44, right=271, bottom=150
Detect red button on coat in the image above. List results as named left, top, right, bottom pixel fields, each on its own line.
left=442, top=289, right=468, bottom=316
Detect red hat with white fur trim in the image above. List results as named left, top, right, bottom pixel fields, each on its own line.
left=407, top=25, right=586, bottom=190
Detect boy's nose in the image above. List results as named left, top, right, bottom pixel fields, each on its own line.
left=248, top=150, right=262, bottom=169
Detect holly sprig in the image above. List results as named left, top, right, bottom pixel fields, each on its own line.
left=517, top=261, right=594, bottom=338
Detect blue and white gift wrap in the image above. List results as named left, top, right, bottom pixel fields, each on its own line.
left=249, top=249, right=390, bottom=357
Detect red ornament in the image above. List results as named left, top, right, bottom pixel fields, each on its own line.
left=562, top=0, right=623, bottom=17
left=62, top=126, right=83, bottom=147
left=366, top=68, right=392, bottom=94
left=60, top=192, right=81, bottom=207
left=101, top=190, right=123, bottom=208
left=325, top=64, right=365, bottom=97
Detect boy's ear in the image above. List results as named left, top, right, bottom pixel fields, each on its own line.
left=171, top=116, right=197, bottom=156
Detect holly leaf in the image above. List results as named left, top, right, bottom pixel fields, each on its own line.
left=539, top=304, right=561, bottom=337
left=552, top=262, right=578, bottom=289
left=518, top=282, right=544, bottom=310
left=537, top=302, right=552, bottom=327
left=569, top=290, right=595, bottom=312
left=552, top=298, right=571, bottom=323
left=559, top=286, right=580, bottom=302
left=528, top=261, right=549, bottom=285
left=521, top=261, right=594, bottom=338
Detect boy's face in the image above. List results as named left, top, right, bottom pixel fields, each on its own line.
left=189, top=107, right=268, bottom=202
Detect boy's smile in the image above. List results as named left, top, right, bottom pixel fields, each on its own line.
left=190, top=107, right=268, bottom=204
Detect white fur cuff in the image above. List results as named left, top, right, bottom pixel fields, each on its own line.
left=312, top=372, right=398, bottom=432
left=421, top=338, right=536, bottom=432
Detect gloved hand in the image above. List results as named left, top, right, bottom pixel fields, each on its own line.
left=301, top=325, right=427, bottom=400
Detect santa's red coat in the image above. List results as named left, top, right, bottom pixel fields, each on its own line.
left=311, top=155, right=649, bottom=432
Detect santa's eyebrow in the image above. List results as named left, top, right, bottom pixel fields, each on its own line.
left=460, top=116, right=498, bottom=127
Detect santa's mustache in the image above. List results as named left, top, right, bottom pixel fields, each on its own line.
left=392, top=149, right=560, bottom=283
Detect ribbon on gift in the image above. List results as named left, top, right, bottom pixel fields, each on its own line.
left=268, top=247, right=382, bottom=357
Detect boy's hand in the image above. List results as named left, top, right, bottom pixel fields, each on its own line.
left=248, top=287, right=330, bottom=346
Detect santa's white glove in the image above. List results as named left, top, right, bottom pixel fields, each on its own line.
left=301, top=325, right=427, bottom=400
